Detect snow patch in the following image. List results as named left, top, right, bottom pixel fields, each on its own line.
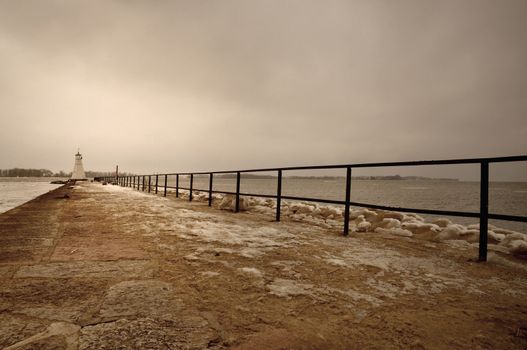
left=200, top=271, right=220, bottom=277
left=239, top=267, right=263, bottom=278
left=267, top=279, right=314, bottom=298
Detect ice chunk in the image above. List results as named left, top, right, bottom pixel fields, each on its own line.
left=356, top=221, right=372, bottom=232
left=432, top=218, right=452, bottom=228
left=374, top=227, right=413, bottom=237
left=375, top=218, right=401, bottom=230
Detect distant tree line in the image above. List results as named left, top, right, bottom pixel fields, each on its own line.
left=0, top=168, right=54, bottom=177
left=0, top=168, right=134, bottom=178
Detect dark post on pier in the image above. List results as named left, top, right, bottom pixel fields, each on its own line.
left=479, top=161, right=489, bottom=262
left=343, top=167, right=352, bottom=236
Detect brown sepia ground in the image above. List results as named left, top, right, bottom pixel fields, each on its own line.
left=0, top=182, right=526, bottom=349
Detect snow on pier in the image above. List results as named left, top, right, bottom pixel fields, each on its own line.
left=0, top=182, right=526, bottom=349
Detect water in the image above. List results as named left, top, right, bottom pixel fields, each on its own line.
left=0, top=178, right=66, bottom=213
left=158, top=176, right=527, bottom=233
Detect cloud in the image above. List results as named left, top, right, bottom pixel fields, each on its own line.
left=0, top=0, right=526, bottom=180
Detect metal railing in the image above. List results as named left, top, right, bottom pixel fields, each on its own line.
left=95, top=155, right=527, bottom=261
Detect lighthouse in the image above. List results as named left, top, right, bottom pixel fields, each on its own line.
left=71, top=149, right=87, bottom=180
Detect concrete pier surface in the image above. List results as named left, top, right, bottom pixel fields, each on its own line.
left=1, top=182, right=526, bottom=349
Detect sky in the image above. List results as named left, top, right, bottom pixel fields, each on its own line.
left=0, top=0, right=526, bottom=180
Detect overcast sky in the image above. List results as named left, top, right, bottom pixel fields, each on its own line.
left=0, top=0, right=526, bottom=180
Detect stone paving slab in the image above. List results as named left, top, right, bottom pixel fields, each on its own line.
left=98, top=280, right=183, bottom=321
left=0, top=314, right=49, bottom=349
left=50, top=237, right=149, bottom=261
left=0, top=248, right=48, bottom=264
left=0, top=238, right=55, bottom=247
left=79, top=317, right=215, bottom=350
left=14, top=260, right=155, bottom=279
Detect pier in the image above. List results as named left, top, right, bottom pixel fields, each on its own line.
left=1, top=182, right=526, bottom=349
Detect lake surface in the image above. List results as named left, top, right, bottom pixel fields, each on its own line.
left=0, top=178, right=66, bottom=213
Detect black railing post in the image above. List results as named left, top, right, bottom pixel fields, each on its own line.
left=235, top=172, right=241, bottom=213
left=343, top=166, right=352, bottom=236
left=155, top=174, right=159, bottom=194
left=142, top=176, right=145, bottom=191
left=163, top=175, right=167, bottom=197
left=479, top=161, right=489, bottom=262
left=189, top=174, right=193, bottom=201
left=208, top=173, right=213, bottom=206
left=148, top=175, right=151, bottom=193
left=137, top=176, right=140, bottom=191
left=276, top=170, right=282, bottom=222
left=176, top=174, right=179, bottom=198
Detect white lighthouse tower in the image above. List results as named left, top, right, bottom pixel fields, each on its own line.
left=71, top=149, right=87, bottom=180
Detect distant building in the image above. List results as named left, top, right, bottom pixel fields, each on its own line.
left=71, top=150, right=87, bottom=180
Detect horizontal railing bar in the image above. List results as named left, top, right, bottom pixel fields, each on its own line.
left=176, top=187, right=196, bottom=191
left=211, top=190, right=237, bottom=196
left=238, top=192, right=279, bottom=199
left=281, top=195, right=346, bottom=205
left=488, top=213, right=527, bottom=223
left=115, top=179, right=527, bottom=222
left=103, top=181, right=527, bottom=223
left=348, top=201, right=480, bottom=218
left=165, top=187, right=238, bottom=196
left=130, top=155, right=527, bottom=177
